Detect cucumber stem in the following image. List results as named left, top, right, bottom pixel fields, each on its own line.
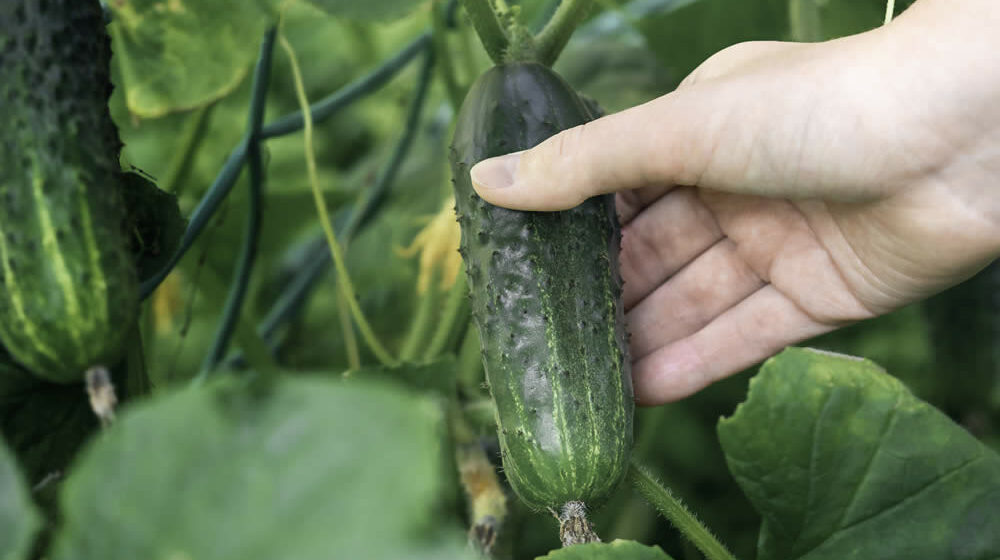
left=535, top=0, right=594, bottom=66
left=458, top=0, right=510, bottom=64
left=629, top=461, right=737, bottom=560
left=423, top=270, right=470, bottom=360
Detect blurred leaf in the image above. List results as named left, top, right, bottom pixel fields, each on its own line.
left=535, top=540, right=674, bottom=559
left=307, top=0, right=425, bottom=22
left=633, top=0, right=788, bottom=80
left=342, top=355, right=458, bottom=397
left=0, top=437, right=40, bottom=560
left=121, top=171, right=187, bottom=283
left=556, top=9, right=672, bottom=112
left=50, top=374, right=470, bottom=559
left=108, top=0, right=279, bottom=117
left=718, top=347, right=1000, bottom=560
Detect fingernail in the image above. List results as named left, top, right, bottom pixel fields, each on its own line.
left=470, top=152, right=520, bottom=190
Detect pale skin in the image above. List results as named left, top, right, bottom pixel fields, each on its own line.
left=470, top=0, right=1000, bottom=405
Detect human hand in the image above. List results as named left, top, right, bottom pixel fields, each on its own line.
left=469, top=0, right=1000, bottom=404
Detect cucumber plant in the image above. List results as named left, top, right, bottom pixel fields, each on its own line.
left=1, top=0, right=996, bottom=559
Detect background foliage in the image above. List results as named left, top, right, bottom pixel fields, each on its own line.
left=4, top=0, right=997, bottom=558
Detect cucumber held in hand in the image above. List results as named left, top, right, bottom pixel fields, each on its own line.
left=451, top=63, right=633, bottom=530
left=0, top=0, right=137, bottom=382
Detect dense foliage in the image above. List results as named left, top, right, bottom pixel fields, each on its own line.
left=2, top=0, right=997, bottom=559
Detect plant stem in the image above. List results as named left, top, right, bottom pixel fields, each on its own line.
left=423, top=271, right=469, bottom=361
left=884, top=0, right=895, bottom=24
left=280, top=32, right=398, bottom=367
left=458, top=0, right=509, bottom=64
left=162, top=103, right=215, bottom=197
left=462, top=398, right=496, bottom=429
left=457, top=323, right=485, bottom=398
left=138, top=34, right=430, bottom=300
left=629, top=460, right=737, bottom=560
left=789, top=0, right=822, bottom=42
left=261, top=33, right=430, bottom=139
left=200, top=26, right=275, bottom=375
left=336, top=289, right=361, bottom=369
left=399, top=269, right=442, bottom=362
left=340, top=46, right=436, bottom=240
left=221, top=45, right=436, bottom=370
left=535, top=0, right=594, bottom=66
left=433, top=0, right=466, bottom=111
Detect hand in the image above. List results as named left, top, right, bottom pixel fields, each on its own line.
left=469, top=0, right=1000, bottom=405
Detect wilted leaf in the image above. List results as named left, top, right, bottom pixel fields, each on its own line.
left=718, top=347, right=1000, bottom=560
left=535, top=540, right=674, bottom=559
left=50, top=374, right=470, bottom=559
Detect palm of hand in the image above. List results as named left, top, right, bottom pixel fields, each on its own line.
left=617, top=184, right=982, bottom=404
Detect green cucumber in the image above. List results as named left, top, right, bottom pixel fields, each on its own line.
left=450, top=63, right=633, bottom=517
left=0, top=0, right=137, bottom=382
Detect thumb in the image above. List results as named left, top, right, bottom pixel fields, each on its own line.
left=470, top=34, right=887, bottom=211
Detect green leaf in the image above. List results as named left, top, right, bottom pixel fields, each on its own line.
left=49, top=374, right=470, bottom=560
left=307, top=0, right=424, bottom=22
left=109, top=0, right=279, bottom=117
left=121, top=171, right=187, bottom=284
left=535, top=540, right=674, bottom=559
left=718, top=347, right=1000, bottom=560
left=0, top=438, right=40, bottom=560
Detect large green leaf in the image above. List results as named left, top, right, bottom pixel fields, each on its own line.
left=307, top=0, right=424, bottom=22
left=109, top=0, right=279, bottom=117
left=718, top=347, right=1000, bottom=560
left=535, top=540, right=674, bottom=559
left=49, top=374, right=470, bottom=559
left=0, top=438, right=40, bottom=560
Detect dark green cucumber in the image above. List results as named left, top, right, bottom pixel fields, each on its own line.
left=451, top=63, right=633, bottom=511
left=0, top=0, right=137, bottom=382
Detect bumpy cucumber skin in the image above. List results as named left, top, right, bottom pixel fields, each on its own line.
left=0, top=0, right=137, bottom=382
left=451, top=63, right=633, bottom=510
